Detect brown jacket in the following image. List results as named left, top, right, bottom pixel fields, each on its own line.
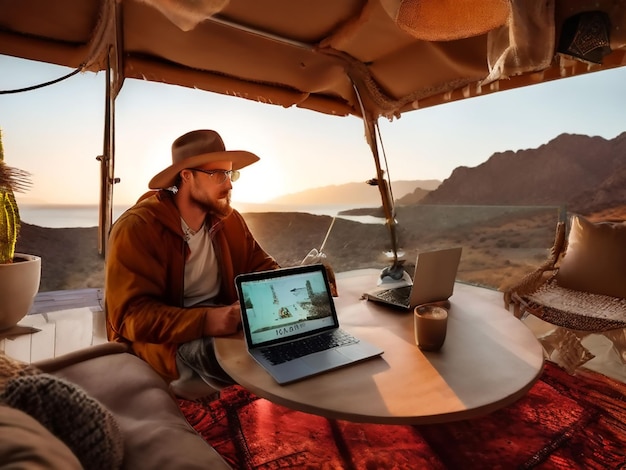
left=105, top=190, right=279, bottom=381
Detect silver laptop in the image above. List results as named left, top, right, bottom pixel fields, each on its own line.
left=365, top=247, right=463, bottom=310
left=235, top=263, right=384, bottom=385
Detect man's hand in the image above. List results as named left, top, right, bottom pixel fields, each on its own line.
left=202, top=303, right=242, bottom=336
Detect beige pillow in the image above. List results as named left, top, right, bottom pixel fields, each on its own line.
left=555, top=215, right=626, bottom=298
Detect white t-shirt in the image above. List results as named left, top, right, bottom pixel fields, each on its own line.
left=181, top=219, right=220, bottom=307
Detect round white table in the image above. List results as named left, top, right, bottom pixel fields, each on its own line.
left=215, top=269, right=544, bottom=424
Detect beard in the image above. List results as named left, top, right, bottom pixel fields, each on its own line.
left=191, top=189, right=233, bottom=219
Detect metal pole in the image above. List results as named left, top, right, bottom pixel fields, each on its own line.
left=351, top=83, right=404, bottom=280
left=97, top=0, right=123, bottom=258
left=97, top=50, right=115, bottom=257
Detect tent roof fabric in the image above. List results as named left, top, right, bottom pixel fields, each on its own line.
left=1, top=0, right=625, bottom=120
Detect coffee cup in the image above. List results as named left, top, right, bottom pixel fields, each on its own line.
left=414, top=305, right=448, bottom=351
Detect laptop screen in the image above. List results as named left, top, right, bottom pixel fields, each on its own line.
left=235, top=264, right=338, bottom=349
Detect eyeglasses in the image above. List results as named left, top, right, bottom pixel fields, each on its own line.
left=187, top=168, right=240, bottom=184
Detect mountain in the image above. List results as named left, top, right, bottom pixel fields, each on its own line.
left=267, top=180, right=441, bottom=206
left=270, top=132, right=626, bottom=213
left=570, top=159, right=626, bottom=213
left=396, top=187, right=431, bottom=205
left=419, top=132, right=626, bottom=212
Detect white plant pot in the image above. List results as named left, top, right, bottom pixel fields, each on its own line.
left=0, top=253, right=41, bottom=330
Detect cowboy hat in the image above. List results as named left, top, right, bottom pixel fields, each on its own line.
left=149, top=129, right=259, bottom=189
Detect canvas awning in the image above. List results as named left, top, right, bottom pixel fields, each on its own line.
left=2, top=0, right=625, bottom=260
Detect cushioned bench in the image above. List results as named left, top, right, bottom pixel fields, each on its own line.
left=1, top=342, right=231, bottom=469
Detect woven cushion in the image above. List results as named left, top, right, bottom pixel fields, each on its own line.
left=524, top=278, right=626, bottom=331
left=555, top=215, right=626, bottom=299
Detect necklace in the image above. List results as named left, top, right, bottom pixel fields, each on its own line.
left=181, top=218, right=203, bottom=242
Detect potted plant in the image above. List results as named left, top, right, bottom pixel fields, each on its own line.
left=0, top=128, right=40, bottom=331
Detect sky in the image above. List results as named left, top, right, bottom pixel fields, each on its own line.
left=1, top=54, right=625, bottom=206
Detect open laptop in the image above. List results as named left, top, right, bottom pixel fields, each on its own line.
left=365, top=247, right=463, bottom=310
left=235, top=263, right=383, bottom=385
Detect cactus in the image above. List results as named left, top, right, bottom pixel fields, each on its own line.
left=0, top=129, right=31, bottom=264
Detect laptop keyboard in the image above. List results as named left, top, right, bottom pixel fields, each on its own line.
left=261, top=330, right=359, bottom=365
left=375, top=286, right=411, bottom=306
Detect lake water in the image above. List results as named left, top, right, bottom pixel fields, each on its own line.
left=19, top=202, right=383, bottom=228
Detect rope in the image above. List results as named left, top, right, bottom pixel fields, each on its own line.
left=0, top=65, right=84, bottom=94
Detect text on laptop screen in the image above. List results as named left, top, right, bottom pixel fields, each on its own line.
left=239, top=269, right=336, bottom=347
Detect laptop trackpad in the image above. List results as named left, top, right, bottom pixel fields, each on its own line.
left=301, top=350, right=351, bottom=369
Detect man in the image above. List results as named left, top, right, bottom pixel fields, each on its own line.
left=105, top=129, right=280, bottom=386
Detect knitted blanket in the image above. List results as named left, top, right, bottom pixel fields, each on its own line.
left=0, top=353, right=123, bottom=470
left=178, top=362, right=626, bottom=469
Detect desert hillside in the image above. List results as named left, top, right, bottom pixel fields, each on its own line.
left=420, top=132, right=626, bottom=212
left=16, top=203, right=626, bottom=294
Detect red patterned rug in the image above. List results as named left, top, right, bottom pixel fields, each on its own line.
left=178, top=362, right=626, bottom=469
